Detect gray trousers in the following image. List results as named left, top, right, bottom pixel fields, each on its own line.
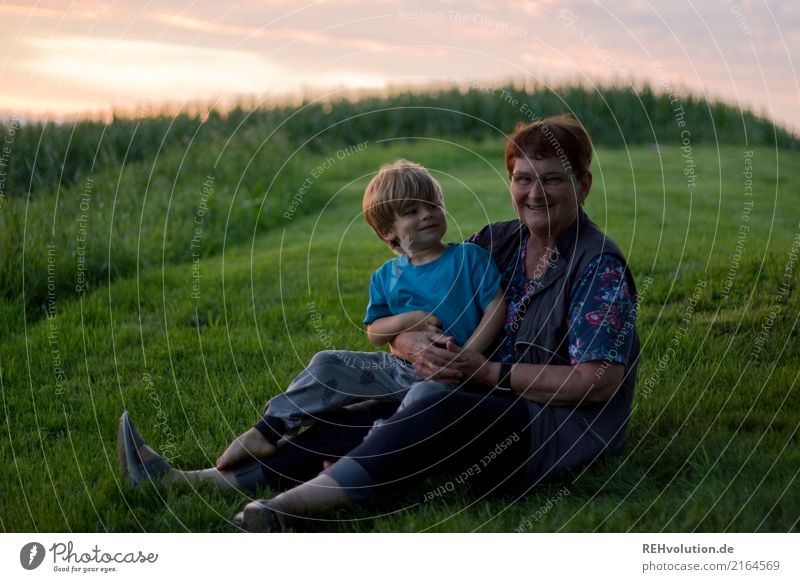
left=260, top=350, right=452, bottom=439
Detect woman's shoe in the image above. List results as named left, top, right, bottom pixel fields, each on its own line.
left=233, top=500, right=288, bottom=532
left=117, top=410, right=172, bottom=488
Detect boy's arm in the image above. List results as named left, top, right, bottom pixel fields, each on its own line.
left=462, top=289, right=506, bottom=354
left=367, top=311, right=442, bottom=346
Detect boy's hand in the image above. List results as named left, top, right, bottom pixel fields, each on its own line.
left=366, top=311, right=442, bottom=346
left=407, top=312, right=442, bottom=333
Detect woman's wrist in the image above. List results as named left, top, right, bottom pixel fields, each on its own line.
left=481, top=361, right=502, bottom=387
left=497, top=362, right=513, bottom=390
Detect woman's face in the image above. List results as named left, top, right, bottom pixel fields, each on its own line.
left=510, top=156, right=591, bottom=242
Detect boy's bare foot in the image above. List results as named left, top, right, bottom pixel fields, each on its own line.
left=216, top=428, right=277, bottom=470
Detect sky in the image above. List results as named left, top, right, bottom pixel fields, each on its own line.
left=1, top=0, right=798, bottom=132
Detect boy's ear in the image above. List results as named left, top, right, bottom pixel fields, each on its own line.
left=379, top=228, right=396, bottom=244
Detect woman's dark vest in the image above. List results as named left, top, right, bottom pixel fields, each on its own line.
left=472, top=210, right=640, bottom=483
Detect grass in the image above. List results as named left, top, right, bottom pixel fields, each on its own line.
left=0, top=122, right=310, bottom=318
left=1, top=138, right=799, bottom=532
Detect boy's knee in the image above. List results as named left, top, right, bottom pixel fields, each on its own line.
left=310, top=350, right=336, bottom=363
left=309, top=350, right=348, bottom=369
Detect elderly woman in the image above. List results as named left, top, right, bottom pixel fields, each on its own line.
left=119, top=115, right=639, bottom=531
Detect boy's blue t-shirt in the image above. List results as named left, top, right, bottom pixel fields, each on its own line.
left=364, top=243, right=501, bottom=347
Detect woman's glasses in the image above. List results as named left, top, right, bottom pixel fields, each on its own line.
left=510, top=172, right=576, bottom=191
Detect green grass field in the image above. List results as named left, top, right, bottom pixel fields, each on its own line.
left=1, top=137, right=798, bottom=532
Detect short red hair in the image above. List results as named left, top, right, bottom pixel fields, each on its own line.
left=504, top=115, right=593, bottom=177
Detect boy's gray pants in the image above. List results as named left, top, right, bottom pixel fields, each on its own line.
left=258, top=350, right=453, bottom=440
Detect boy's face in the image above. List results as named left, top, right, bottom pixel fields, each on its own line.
left=381, top=201, right=447, bottom=254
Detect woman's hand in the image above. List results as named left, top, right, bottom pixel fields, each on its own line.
left=389, top=331, right=463, bottom=384
left=446, top=343, right=500, bottom=388
left=392, top=333, right=499, bottom=387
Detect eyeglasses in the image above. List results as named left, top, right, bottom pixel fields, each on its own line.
left=510, top=172, right=576, bottom=190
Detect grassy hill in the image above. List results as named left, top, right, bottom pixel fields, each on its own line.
left=3, top=82, right=799, bottom=319
left=1, top=133, right=798, bottom=531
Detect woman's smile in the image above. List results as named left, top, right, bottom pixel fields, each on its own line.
left=524, top=201, right=549, bottom=211
left=510, top=156, right=589, bottom=242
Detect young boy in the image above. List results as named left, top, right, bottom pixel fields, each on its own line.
left=216, top=160, right=505, bottom=470
left=361, top=160, right=505, bottom=353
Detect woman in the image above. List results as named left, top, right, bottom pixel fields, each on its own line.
left=118, top=115, right=639, bottom=531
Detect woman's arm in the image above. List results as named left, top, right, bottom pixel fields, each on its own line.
left=415, top=342, right=624, bottom=406
left=462, top=289, right=506, bottom=354
left=367, top=311, right=442, bottom=346
left=472, top=358, right=625, bottom=406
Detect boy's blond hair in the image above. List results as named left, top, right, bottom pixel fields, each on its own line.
left=363, top=159, right=444, bottom=250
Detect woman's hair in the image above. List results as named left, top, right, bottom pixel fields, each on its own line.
left=504, top=114, right=593, bottom=177
left=363, top=159, right=444, bottom=249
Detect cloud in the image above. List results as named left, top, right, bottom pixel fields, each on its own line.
left=508, top=0, right=561, bottom=18
left=148, top=10, right=397, bottom=53
left=25, top=36, right=277, bottom=96
left=0, top=1, right=120, bottom=20
left=2, top=0, right=796, bottom=129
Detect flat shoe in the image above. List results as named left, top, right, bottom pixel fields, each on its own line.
left=117, top=410, right=172, bottom=488
left=231, top=511, right=245, bottom=529
left=236, top=500, right=288, bottom=532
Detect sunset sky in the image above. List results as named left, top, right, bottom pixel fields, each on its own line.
left=2, top=0, right=798, bottom=132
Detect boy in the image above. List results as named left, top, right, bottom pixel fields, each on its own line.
left=362, top=160, right=504, bottom=352
left=216, top=160, right=505, bottom=470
